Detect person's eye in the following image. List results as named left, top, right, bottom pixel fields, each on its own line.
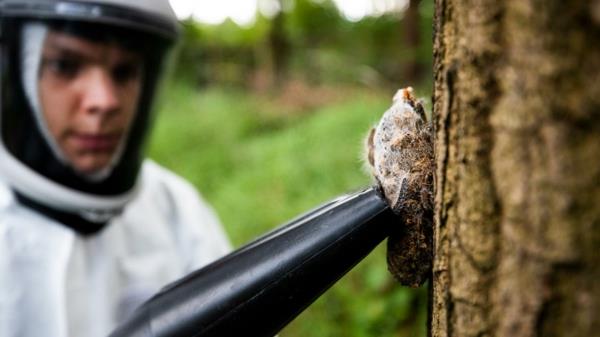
left=112, top=62, right=142, bottom=84
left=43, top=57, right=81, bottom=79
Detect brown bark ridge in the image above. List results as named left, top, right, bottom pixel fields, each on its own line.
left=431, top=1, right=600, bottom=337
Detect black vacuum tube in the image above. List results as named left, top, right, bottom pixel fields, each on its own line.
left=109, top=186, right=397, bottom=337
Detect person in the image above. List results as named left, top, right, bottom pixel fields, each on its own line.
left=0, top=1, right=232, bottom=336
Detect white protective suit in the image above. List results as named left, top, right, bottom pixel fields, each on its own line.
left=0, top=160, right=232, bottom=337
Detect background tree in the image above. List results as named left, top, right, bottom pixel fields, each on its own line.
left=268, top=0, right=290, bottom=88
left=431, top=1, right=600, bottom=336
left=403, top=0, right=423, bottom=82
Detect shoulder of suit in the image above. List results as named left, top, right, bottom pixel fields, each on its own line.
left=140, top=159, right=195, bottom=191
left=135, top=159, right=209, bottom=210
left=0, top=177, right=15, bottom=212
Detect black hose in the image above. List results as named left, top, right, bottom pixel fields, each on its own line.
left=109, top=186, right=397, bottom=337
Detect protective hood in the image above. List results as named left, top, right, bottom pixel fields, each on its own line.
left=0, top=0, right=179, bottom=231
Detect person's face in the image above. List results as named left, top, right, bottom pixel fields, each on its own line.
left=38, top=30, right=143, bottom=174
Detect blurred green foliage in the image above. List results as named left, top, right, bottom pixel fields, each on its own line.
left=173, top=0, right=433, bottom=88
left=150, top=0, right=433, bottom=335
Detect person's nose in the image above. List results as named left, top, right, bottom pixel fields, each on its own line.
left=80, top=68, right=120, bottom=116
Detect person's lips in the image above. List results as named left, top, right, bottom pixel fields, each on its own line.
left=70, top=132, right=122, bottom=152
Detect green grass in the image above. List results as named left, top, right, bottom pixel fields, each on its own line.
left=148, top=81, right=427, bottom=337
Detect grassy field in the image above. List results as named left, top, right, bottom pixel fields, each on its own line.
left=148, top=80, right=428, bottom=337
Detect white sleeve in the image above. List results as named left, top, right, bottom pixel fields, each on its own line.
left=145, top=161, right=232, bottom=272
left=174, top=185, right=233, bottom=272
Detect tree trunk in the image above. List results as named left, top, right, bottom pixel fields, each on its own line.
left=269, top=0, right=290, bottom=89
left=431, top=1, right=600, bottom=337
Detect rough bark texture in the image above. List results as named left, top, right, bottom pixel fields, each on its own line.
left=431, top=1, right=600, bottom=337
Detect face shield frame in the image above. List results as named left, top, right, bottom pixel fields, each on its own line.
left=0, top=0, right=179, bottom=222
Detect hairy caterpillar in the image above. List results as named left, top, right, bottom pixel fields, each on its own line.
left=366, top=87, right=434, bottom=287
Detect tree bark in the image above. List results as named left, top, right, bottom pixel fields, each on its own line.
left=431, top=1, right=600, bottom=337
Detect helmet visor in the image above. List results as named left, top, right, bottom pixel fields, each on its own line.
left=22, top=21, right=145, bottom=180
left=1, top=18, right=171, bottom=197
